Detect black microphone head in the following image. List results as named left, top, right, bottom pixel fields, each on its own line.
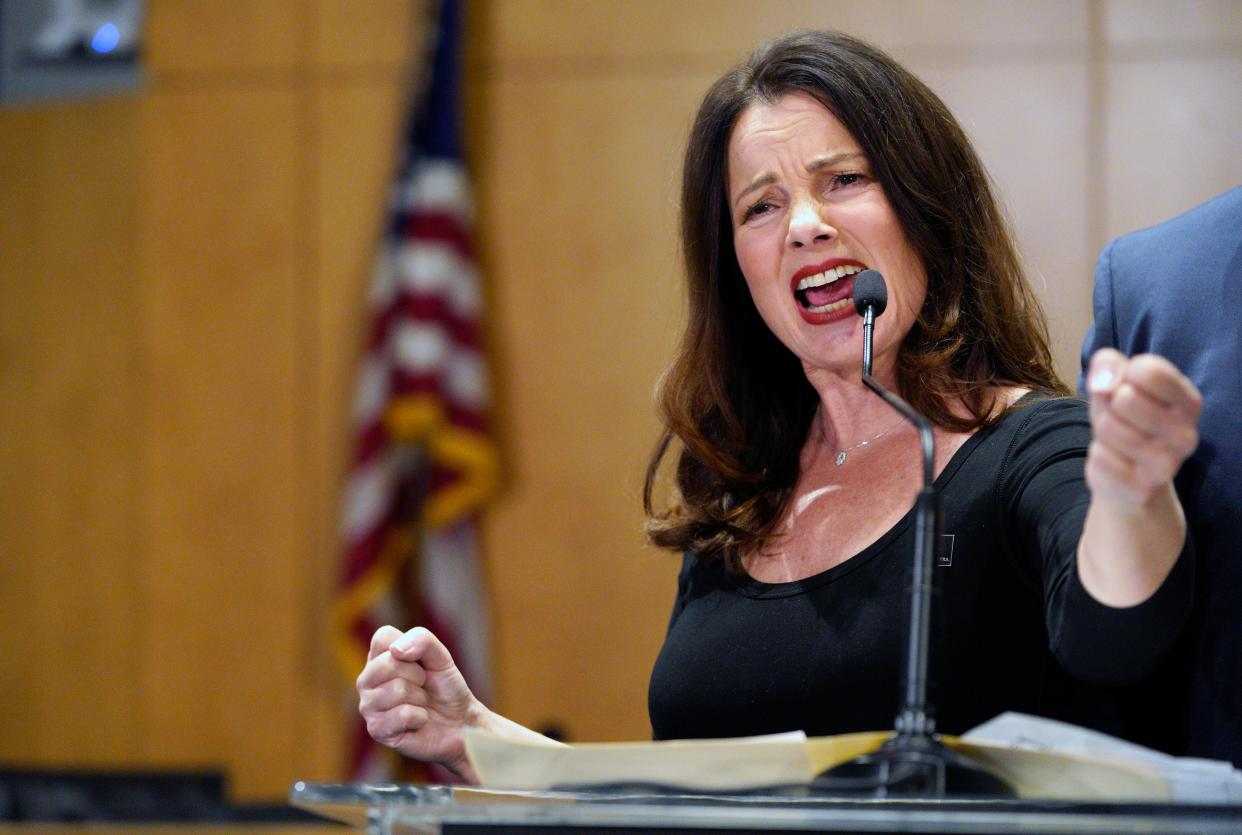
left=853, top=269, right=888, bottom=317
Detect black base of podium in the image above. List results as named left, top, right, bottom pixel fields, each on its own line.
left=813, top=733, right=1015, bottom=798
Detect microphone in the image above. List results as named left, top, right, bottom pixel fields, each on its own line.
left=852, top=269, right=888, bottom=376
left=853, top=268, right=888, bottom=316
left=812, top=270, right=1013, bottom=797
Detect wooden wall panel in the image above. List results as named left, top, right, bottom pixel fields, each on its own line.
left=145, top=0, right=303, bottom=74
left=0, top=99, right=145, bottom=765
left=304, top=77, right=411, bottom=778
left=475, top=71, right=704, bottom=740
left=0, top=0, right=423, bottom=801
left=1103, top=54, right=1242, bottom=238
left=137, top=87, right=305, bottom=799
left=313, top=0, right=421, bottom=69
left=1104, top=0, right=1242, bottom=42
left=483, top=0, right=1088, bottom=64
left=917, top=59, right=1093, bottom=385
left=1100, top=0, right=1242, bottom=283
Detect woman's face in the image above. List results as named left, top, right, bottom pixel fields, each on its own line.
left=726, top=93, right=927, bottom=380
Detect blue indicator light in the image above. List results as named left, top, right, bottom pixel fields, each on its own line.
left=90, top=23, right=121, bottom=54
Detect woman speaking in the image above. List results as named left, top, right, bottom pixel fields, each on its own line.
left=355, top=30, right=1200, bottom=785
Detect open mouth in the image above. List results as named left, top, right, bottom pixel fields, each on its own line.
left=794, top=263, right=863, bottom=314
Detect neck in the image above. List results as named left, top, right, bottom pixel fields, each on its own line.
left=802, top=357, right=903, bottom=449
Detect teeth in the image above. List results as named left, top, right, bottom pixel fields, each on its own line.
left=806, top=298, right=852, bottom=314
left=796, top=263, right=862, bottom=291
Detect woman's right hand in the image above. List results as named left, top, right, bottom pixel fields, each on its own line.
left=356, top=625, right=483, bottom=782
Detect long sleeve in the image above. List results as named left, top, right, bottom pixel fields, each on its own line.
left=999, top=398, right=1193, bottom=685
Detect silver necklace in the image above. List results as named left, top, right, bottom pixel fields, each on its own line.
left=832, top=417, right=903, bottom=466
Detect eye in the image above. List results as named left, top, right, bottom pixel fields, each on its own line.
left=829, top=172, right=867, bottom=190
left=742, top=200, right=774, bottom=221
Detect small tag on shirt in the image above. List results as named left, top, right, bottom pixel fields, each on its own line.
left=938, top=534, right=955, bottom=567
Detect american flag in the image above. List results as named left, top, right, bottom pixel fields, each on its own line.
left=333, top=0, right=498, bottom=781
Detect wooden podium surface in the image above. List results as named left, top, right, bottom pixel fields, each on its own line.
left=290, top=781, right=1242, bottom=834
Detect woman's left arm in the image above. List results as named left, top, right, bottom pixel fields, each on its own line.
left=1077, top=347, right=1203, bottom=607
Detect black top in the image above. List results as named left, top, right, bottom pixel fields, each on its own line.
left=648, top=395, right=1194, bottom=742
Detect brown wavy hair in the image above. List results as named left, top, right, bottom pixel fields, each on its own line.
left=643, top=30, right=1069, bottom=568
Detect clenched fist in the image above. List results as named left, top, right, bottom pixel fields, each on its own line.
left=1084, top=348, right=1201, bottom=511
left=356, top=626, right=482, bottom=782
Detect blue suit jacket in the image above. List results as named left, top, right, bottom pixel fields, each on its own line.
left=1080, top=185, right=1242, bottom=766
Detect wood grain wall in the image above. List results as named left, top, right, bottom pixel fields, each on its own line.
left=1, top=0, right=1239, bottom=802
left=0, top=0, right=420, bottom=801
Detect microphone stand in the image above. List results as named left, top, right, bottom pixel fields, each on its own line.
left=812, top=298, right=1013, bottom=797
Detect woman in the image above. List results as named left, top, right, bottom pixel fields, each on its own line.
left=355, top=31, right=1201, bottom=784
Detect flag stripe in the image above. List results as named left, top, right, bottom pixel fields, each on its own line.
left=334, top=0, right=497, bottom=782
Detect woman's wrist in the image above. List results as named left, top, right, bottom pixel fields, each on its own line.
left=1079, top=482, right=1185, bottom=607
left=434, top=697, right=488, bottom=784
left=467, top=702, right=567, bottom=747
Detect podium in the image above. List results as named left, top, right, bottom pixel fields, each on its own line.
left=290, top=781, right=1242, bottom=833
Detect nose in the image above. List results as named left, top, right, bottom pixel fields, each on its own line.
left=785, top=196, right=835, bottom=250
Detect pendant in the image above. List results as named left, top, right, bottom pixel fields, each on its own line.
left=835, top=451, right=847, bottom=466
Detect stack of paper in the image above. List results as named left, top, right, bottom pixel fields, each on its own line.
left=464, top=713, right=1241, bottom=802
left=964, top=712, right=1242, bottom=803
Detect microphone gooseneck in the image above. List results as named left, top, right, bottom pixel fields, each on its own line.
left=853, top=270, right=931, bottom=485
left=813, top=270, right=1013, bottom=798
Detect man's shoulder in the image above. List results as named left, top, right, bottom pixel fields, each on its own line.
left=1112, top=184, right=1242, bottom=260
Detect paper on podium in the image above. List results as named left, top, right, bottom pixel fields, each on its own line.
left=949, top=738, right=1167, bottom=801
left=464, top=728, right=825, bottom=791
left=964, top=712, right=1242, bottom=803
left=466, top=719, right=1177, bottom=800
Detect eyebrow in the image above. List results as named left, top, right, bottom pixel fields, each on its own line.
left=732, top=151, right=866, bottom=209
